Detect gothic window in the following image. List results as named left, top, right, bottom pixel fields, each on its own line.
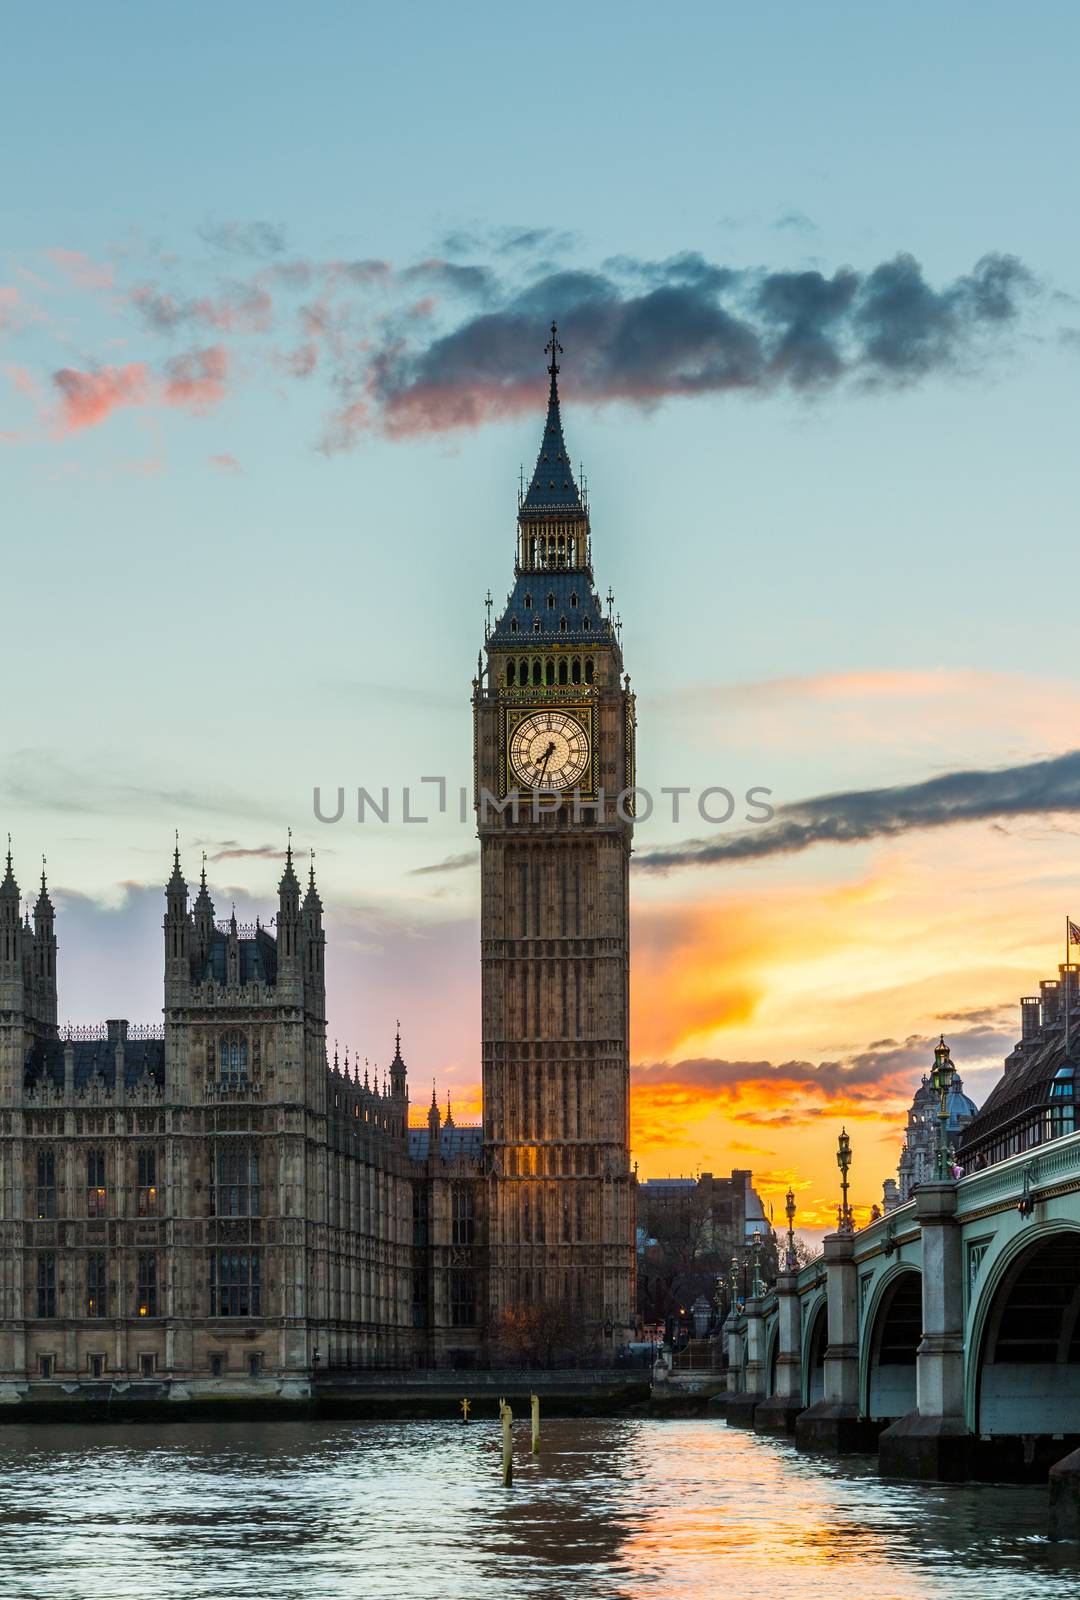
left=36, top=1252, right=56, bottom=1318
left=449, top=1270, right=475, bottom=1327
left=563, top=1196, right=571, bottom=1241
left=209, top=1250, right=262, bottom=1317
left=532, top=659, right=542, bottom=686
left=510, top=618, right=518, bottom=633
left=506, top=660, right=515, bottom=686
left=524, top=593, right=532, bottom=609
left=35, top=1148, right=56, bottom=1219
left=86, top=1252, right=108, bottom=1318
left=558, top=658, right=568, bottom=683
left=206, top=1039, right=215, bottom=1074
left=218, top=1032, right=248, bottom=1082
left=137, top=1253, right=158, bottom=1317
left=209, top=1144, right=260, bottom=1216
left=545, top=658, right=555, bottom=685
left=451, top=1185, right=475, bottom=1246
left=412, top=1184, right=428, bottom=1246
left=584, top=658, right=594, bottom=683
left=533, top=618, right=541, bottom=634
left=86, top=1148, right=107, bottom=1217
left=559, top=619, right=567, bottom=635
left=547, top=593, right=555, bottom=609
left=582, top=616, right=591, bottom=631
left=137, top=1148, right=158, bottom=1216
left=570, top=592, right=579, bottom=608
left=572, top=657, right=581, bottom=684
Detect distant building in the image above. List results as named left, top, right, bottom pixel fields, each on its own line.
left=636, top=1170, right=774, bottom=1325
left=886, top=1038, right=978, bottom=1207
left=961, top=964, right=1079, bottom=1168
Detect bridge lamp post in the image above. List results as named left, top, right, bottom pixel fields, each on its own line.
left=729, top=1254, right=740, bottom=1314
left=931, top=1036, right=954, bottom=1182
left=836, top=1127, right=853, bottom=1233
left=785, top=1187, right=797, bottom=1271
left=750, top=1229, right=766, bottom=1299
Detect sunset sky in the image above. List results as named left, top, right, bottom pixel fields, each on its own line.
left=4, top=2, right=1080, bottom=1232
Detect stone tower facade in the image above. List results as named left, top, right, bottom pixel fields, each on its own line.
left=474, top=328, right=637, bottom=1353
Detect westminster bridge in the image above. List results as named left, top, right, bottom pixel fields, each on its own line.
left=716, top=1128, right=1080, bottom=1537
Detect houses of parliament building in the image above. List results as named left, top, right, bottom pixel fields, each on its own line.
left=0, top=335, right=637, bottom=1399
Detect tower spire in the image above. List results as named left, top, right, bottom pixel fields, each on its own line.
left=520, top=320, right=585, bottom=519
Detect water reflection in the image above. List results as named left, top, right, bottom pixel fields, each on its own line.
left=0, top=1419, right=1074, bottom=1600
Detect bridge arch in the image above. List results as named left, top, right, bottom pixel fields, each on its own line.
left=802, top=1295, right=827, bottom=1407
left=968, top=1221, right=1080, bottom=1436
left=765, top=1319, right=779, bottom=1398
left=861, top=1264, right=921, bottom=1422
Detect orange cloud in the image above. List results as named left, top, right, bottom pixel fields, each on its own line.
left=162, top=346, right=229, bottom=412
left=52, top=362, right=150, bottom=434
left=46, top=248, right=115, bottom=291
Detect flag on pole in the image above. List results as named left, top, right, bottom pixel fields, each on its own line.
left=1069, top=919, right=1080, bottom=945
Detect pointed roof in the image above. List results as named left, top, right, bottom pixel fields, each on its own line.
left=167, top=832, right=186, bottom=895
left=521, top=322, right=585, bottom=514
left=279, top=829, right=300, bottom=898
left=35, top=857, right=53, bottom=917
left=193, top=852, right=214, bottom=918
left=1, top=838, right=18, bottom=900
left=303, top=849, right=322, bottom=912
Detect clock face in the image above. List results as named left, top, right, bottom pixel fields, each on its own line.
left=509, top=710, right=591, bottom=790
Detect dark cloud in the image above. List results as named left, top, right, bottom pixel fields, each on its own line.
left=773, top=211, right=817, bottom=234
left=206, top=843, right=288, bottom=863
left=364, top=249, right=1033, bottom=437
left=198, top=220, right=288, bottom=258
left=635, top=747, right=1080, bottom=872
left=409, top=851, right=478, bottom=876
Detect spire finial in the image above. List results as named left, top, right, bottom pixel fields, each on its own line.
left=200, top=851, right=207, bottom=889
left=6, top=833, right=10, bottom=872
left=173, top=828, right=180, bottom=869
left=545, top=319, right=562, bottom=380
left=286, top=825, right=293, bottom=868
left=41, top=854, right=47, bottom=891
left=309, top=846, right=316, bottom=888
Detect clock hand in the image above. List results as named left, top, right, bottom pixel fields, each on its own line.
left=537, top=740, right=556, bottom=784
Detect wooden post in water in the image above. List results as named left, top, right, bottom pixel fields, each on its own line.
left=499, top=1398, right=513, bottom=1486
left=531, top=1392, right=540, bottom=1455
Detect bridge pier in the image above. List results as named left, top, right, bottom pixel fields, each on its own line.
left=880, top=1181, right=975, bottom=1480
left=796, top=1232, right=879, bottom=1454
left=726, top=1295, right=766, bottom=1427
left=1049, top=1447, right=1080, bottom=1541
left=756, top=1271, right=803, bottom=1435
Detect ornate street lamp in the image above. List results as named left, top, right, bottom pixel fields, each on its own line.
left=728, top=1254, right=740, bottom=1314
left=836, top=1127, right=853, bottom=1233
left=785, top=1187, right=797, bottom=1271
left=750, top=1229, right=766, bottom=1298
left=930, top=1036, right=954, bottom=1182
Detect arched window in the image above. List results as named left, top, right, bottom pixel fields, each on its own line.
left=210, top=1143, right=260, bottom=1217
left=533, top=617, right=541, bottom=633
left=510, top=618, right=518, bottom=633
left=584, top=658, right=594, bottom=684
left=524, top=593, right=532, bottom=609
left=572, top=658, right=581, bottom=684
left=545, top=658, right=555, bottom=685
left=582, top=616, right=591, bottom=631
left=570, top=592, right=579, bottom=608
left=547, top=593, right=555, bottom=609
left=36, top=1148, right=57, bottom=1219
left=86, top=1148, right=107, bottom=1217
left=219, top=1032, right=248, bottom=1081
left=559, top=617, right=567, bottom=633
left=532, top=659, right=542, bottom=686
left=506, top=660, right=515, bottom=685
left=558, top=658, right=568, bottom=684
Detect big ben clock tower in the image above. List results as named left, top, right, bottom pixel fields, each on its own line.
left=474, top=325, right=636, bottom=1354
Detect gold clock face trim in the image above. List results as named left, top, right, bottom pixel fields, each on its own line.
left=508, top=708, right=591, bottom=791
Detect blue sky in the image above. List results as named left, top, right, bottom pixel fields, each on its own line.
left=3, top=1, right=1080, bottom=1207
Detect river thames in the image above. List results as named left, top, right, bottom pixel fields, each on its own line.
left=0, top=1417, right=1076, bottom=1599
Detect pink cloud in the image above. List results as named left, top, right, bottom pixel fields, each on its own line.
left=162, top=346, right=229, bottom=413
left=131, top=283, right=271, bottom=335
left=209, top=453, right=241, bottom=472
left=52, top=362, right=150, bottom=434
left=46, top=248, right=115, bottom=291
